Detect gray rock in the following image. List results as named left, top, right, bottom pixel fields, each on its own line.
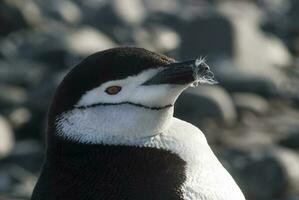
left=8, top=107, right=32, bottom=130
left=17, top=1, right=43, bottom=27
left=0, top=115, right=14, bottom=159
left=217, top=147, right=286, bottom=200
left=218, top=1, right=292, bottom=70
left=0, top=164, right=36, bottom=199
left=0, top=84, right=27, bottom=107
left=112, top=0, right=146, bottom=26
left=214, top=61, right=283, bottom=98
left=278, top=130, right=299, bottom=150
left=271, top=147, right=299, bottom=194
left=65, top=27, right=117, bottom=56
left=133, top=25, right=181, bottom=52
left=279, top=196, right=299, bottom=200
left=217, top=146, right=299, bottom=200
left=232, top=92, right=269, bottom=115
left=1, top=25, right=118, bottom=67
left=178, top=12, right=234, bottom=60
left=222, top=131, right=274, bottom=149
left=80, top=2, right=125, bottom=42
left=26, top=71, right=63, bottom=112
left=144, top=0, right=182, bottom=14
left=175, top=85, right=237, bottom=126
left=0, top=151, right=40, bottom=197
left=0, top=59, right=45, bottom=87
left=18, top=76, right=59, bottom=140
left=0, top=0, right=43, bottom=29
left=28, top=0, right=82, bottom=24
left=1, top=140, right=44, bottom=173
left=0, top=166, right=13, bottom=194
left=0, top=28, right=85, bottom=68
left=216, top=1, right=291, bottom=98
left=41, top=0, right=82, bottom=24
left=0, top=1, right=28, bottom=36
left=261, top=0, right=299, bottom=55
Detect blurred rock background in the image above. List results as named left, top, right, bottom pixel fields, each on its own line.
left=0, top=0, right=299, bottom=199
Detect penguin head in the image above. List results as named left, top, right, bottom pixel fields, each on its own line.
left=49, top=47, right=212, bottom=144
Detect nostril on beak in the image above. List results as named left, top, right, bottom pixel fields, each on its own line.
left=198, top=63, right=210, bottom=74
left=202, top=63, right=210, bottom=71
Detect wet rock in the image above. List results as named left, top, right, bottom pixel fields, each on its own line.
left=175, top=85, right=237, bottom=126
left=0, top=115, right=14, bottom=159
left=232, top=93, right=269, bottom=115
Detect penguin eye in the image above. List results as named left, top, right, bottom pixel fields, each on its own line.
left=105, top=86, right=122, bottom=95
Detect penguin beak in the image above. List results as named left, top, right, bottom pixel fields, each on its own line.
left=143, top=59, right=212, bottom=85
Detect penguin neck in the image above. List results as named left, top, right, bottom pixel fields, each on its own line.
left=49, top=105, right=174, bottom=147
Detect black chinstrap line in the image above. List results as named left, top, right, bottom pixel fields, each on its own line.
left=75, top=101, right=173, bottom=111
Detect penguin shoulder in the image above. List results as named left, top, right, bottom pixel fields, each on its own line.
left=159, top=117, right=210, bottom=154
left=166, top=117, right=207, bottom=143
left=142, top=117, right=213, bottom=162
left=152, top=118, right=246, bottom=200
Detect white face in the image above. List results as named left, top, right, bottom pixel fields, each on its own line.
left=55, top=68, right=189, bottom=144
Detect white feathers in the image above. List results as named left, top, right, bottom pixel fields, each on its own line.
left=191, top=57, right=218, bottom=87
left=56, top=105, right=174, bottom=144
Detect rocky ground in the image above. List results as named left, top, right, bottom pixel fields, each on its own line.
left=1, top=0, right=299, bottom=199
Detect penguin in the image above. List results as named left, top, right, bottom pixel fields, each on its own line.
left=31, top=47, right=245, bottom=200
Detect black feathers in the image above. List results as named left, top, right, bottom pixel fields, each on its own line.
left=32, top=139, right=186, bottom=200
